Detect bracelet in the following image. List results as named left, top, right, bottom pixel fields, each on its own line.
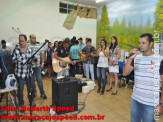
left=159, top=103, right=163, bottom=107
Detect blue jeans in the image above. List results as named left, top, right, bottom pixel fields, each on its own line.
left=97, top=67, right=106, bottom=91
left=17, top=77, right=34, bottom=106
left=57, top=69, right=69, bottom=78
left=32, top=67, right=45, bottom=96
left=131, top=98, right=155, bottom=122
left=85, top=63, right=95, bottom=82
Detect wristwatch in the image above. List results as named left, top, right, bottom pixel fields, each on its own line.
left=159, top=103, right=163, bottom=107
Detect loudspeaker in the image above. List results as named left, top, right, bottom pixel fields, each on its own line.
left=52, top=77, right=78, bottom=114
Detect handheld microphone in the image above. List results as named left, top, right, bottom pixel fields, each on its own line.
left=126, top=48, right=140, bottom=59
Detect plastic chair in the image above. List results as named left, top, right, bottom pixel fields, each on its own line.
left=125, top=70, right=134, bottom=88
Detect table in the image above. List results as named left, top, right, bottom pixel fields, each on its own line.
left=0, top=86, right=18, bottom=116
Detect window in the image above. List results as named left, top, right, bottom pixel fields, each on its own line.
left=59, top=2, right=91, bottom=15
left=59, top=2, right=96, bottom=18
left=59, top=2, right=76, bottom=14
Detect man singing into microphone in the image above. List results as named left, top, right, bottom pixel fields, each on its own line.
left=123, top=33, right=163, bottom=122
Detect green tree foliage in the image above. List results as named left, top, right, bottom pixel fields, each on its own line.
left=97, top=5, right=110, bottom=48
left=120, top=16, right=126, bottom=33
left=97, top=4, right=155, bottom=51
left=143, top=16, right=152, bottom=33
left=153, top=0, right=163, bottom=34
left=112, top=17, right=119, bottom=34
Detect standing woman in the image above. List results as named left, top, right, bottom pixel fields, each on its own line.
left=51, top=41, right=59, bottom=58
left=107, top=36, right=121, bottom=95
left=96, top=39, right=109, bottom=95
left=51, top=41, right=59, bottom=76
left=46, top=42, right=52, bottom=78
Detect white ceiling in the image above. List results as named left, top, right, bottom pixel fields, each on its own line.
left=60, top=0, right=115, bottom=7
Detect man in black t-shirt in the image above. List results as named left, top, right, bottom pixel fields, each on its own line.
left=54, top=38, right=76, bottom=78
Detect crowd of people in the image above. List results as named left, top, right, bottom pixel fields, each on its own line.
left=0, top=33, right=163, bottom=121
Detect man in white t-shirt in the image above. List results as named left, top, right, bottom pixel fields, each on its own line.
left=123, top=33, right=163, bottom=122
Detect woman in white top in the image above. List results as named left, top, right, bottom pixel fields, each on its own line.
left=96, top=39, right=109, bottom=95
left=107, top=36, right=121, bottom=95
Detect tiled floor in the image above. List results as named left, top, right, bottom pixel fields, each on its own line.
left=1, top=77, right=163, bottom=122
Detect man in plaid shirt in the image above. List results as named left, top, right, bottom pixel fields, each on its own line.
left=12, top=34, right=35, bottom=109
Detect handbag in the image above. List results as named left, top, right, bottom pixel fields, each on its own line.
left=109, top=65, right=119, bottom=73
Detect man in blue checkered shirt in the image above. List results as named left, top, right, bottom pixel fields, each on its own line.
left=12, top=34, right=35, bottom=109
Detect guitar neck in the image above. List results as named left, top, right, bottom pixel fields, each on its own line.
left=85, top=52, right=96, bottom=56
left=66, top=60, right=81, bottom=64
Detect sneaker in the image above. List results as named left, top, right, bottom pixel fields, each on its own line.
left=41, top=94, right=47, bottom=99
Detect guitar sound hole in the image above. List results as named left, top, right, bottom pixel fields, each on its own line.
left=59, top=62, right=66, bottom=68
left=60, top=65, right=66, bottom=68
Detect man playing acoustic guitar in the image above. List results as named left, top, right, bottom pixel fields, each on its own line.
left=81, top=38, right=96, bottom=86
left=54, top=38, right=76, bottom=78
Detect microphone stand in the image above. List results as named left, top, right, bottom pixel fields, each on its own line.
left=12, top=27, right=20, bottom=34
left=23, top=40, right=49, bottom=122
left=17, top=28, right=22, bottom=34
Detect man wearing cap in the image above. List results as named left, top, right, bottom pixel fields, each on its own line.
left=54, top=38, right=76, bottom=78
left=1, top=40, right=11, bottom=52
left=78, top=38, right=86, bottom=51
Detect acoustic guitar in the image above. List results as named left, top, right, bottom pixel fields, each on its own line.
left=52, top=57, right=82, bottom=73
left=81, top=51, right=96, bottom=61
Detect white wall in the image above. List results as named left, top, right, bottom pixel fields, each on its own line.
left=0, top=0, right=97, bottom=47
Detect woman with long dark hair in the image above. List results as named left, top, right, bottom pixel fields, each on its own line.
left=51, top=41, right=59, bottom=58
left=106, top=36, right=121, bottom=95
left=46, top=42, right=52, bottom=78
left=96, top=39, right=109, bottom=95
left=53, top=41, right=59, bottom=50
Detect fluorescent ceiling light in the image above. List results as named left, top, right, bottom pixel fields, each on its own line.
left=96, top=0, right=105, bottom=3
